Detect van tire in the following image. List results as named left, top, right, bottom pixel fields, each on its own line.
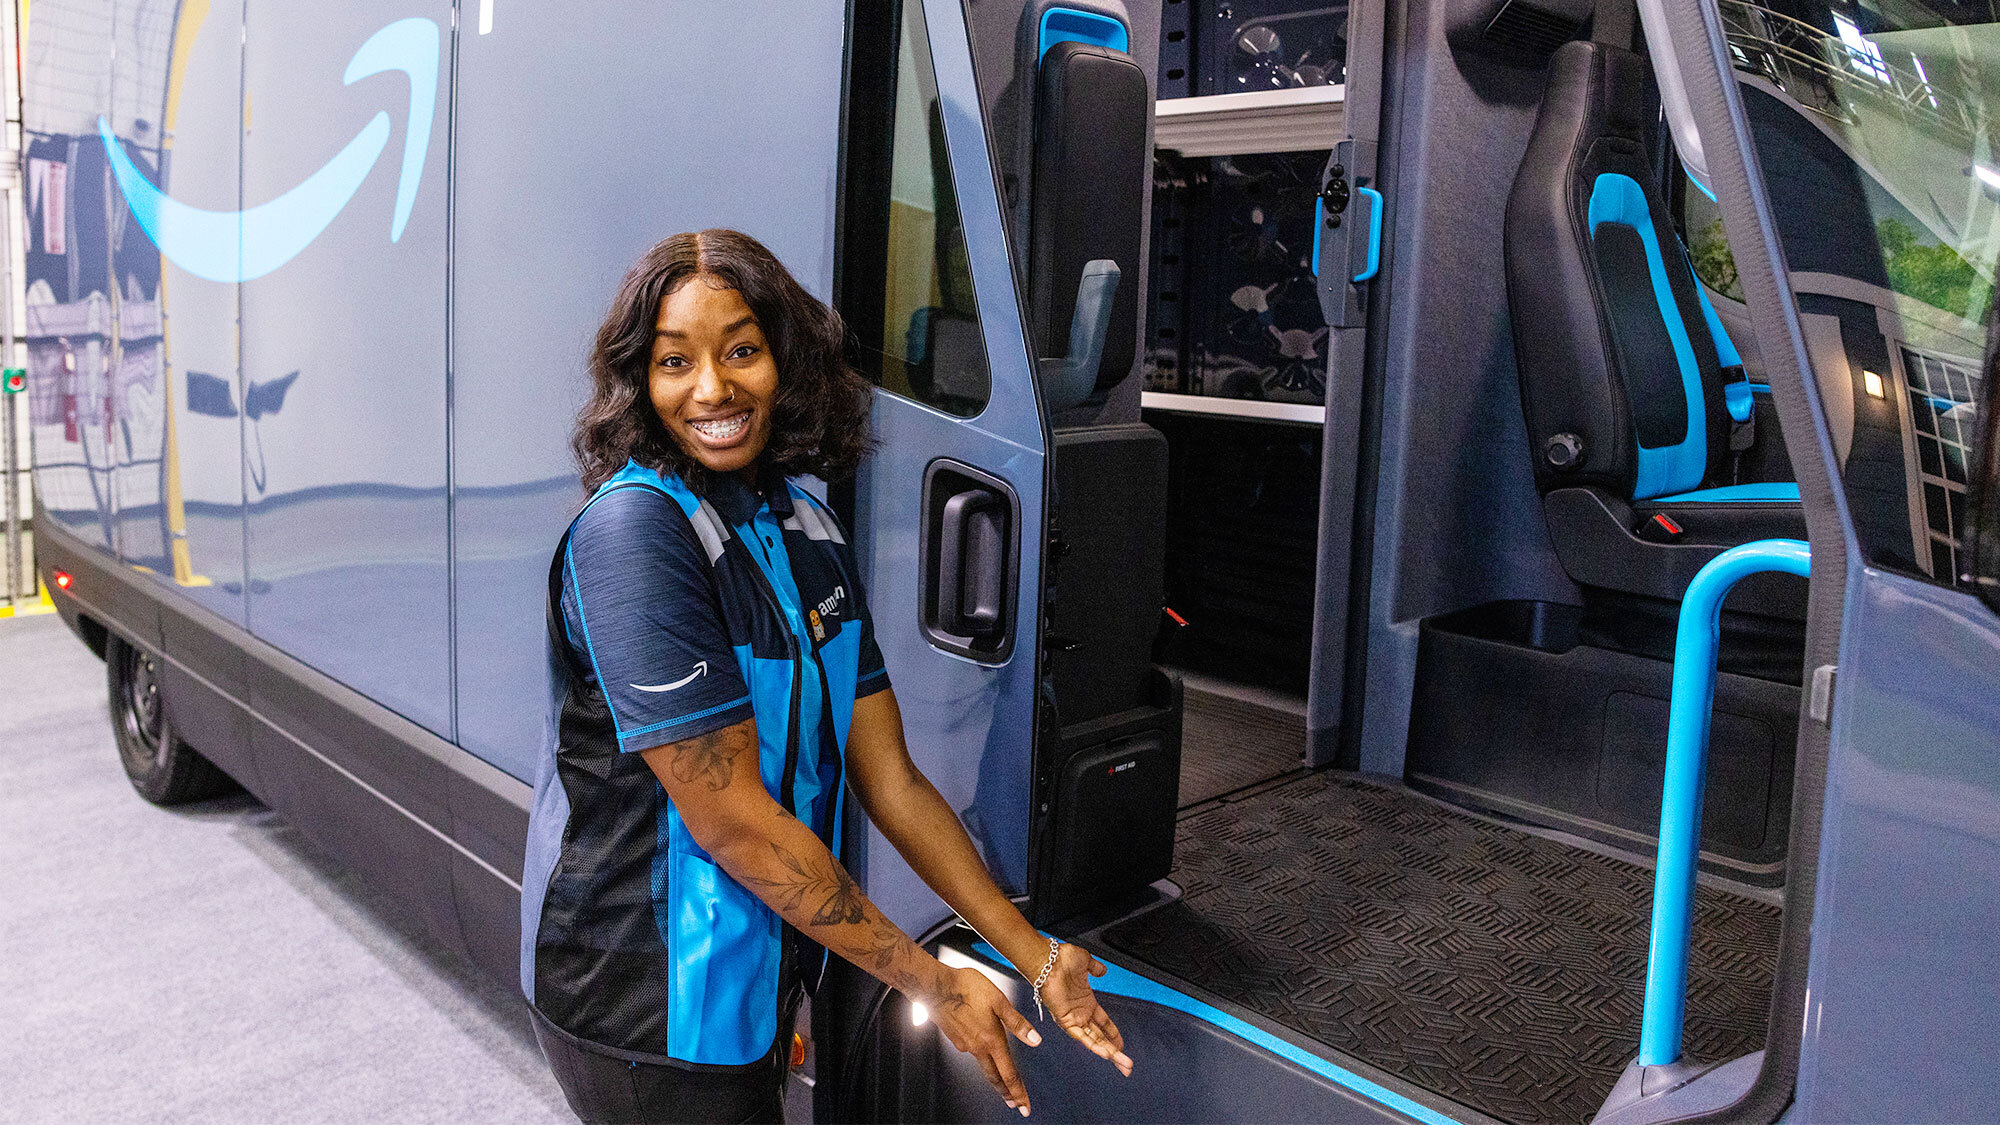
left=106, top=634, right=236, bottom=805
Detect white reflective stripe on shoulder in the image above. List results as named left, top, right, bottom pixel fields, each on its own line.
left=780, top=512, right=830, bottom=542
left=785, top=493, right=844, bottom=544
left=812, top=496, right=847, bottom=544
left=689, top=499, right=730, bottom=563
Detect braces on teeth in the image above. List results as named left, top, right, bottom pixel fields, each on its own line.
left=692, top=414, right=749, bottom=438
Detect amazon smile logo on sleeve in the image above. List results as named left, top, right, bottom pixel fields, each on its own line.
left=100, top=17, right=440, bottom=283
left=632, top=662, right=708, bottom=693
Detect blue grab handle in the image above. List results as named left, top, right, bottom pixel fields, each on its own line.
left=1637, top=538, right=1811, bottom=1067
left=1353, top=186, right=1383, bottom=282
left=1037, top=7, right=1129, bottom=59
left=1312, top=196, right=1324, bottom=278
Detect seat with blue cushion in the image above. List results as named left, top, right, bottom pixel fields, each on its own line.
left=1504, top=40, right=1804, bottom=615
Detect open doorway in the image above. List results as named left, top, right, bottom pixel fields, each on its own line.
left=1072, top=4, right=1802, bottom=1122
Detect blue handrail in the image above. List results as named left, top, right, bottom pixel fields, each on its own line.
left=1638, top=538, right=1810, bottom=1068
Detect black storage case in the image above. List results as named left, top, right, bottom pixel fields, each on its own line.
left=1032, top=669, right=1185, bottom=925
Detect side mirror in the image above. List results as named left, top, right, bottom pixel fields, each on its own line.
left=1038, top=259, right=1120, bottom=412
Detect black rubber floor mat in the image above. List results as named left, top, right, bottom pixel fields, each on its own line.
left=1101, top=773, right=1781, bottom=1124
left=1178, top=689, right=1306, bottom=807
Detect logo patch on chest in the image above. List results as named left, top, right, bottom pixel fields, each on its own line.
left=809, top=585, right=846, bottom=643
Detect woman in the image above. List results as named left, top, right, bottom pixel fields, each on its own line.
left=521, top=229, right=1132, bottom=1124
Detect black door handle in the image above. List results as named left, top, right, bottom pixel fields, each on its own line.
left=921, top=460, right=1019, bottom=662
left=937, top=488, right=1006, bottom=638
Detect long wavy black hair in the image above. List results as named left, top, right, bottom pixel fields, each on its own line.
left=574, top=229, right=874, bottom=495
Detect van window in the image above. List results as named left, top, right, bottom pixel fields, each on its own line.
left=840, top=0, right=992, bottom=418
left=1725, top=0, right=1997, bottom=591
left=1681, top=173, right=1742, bottom=301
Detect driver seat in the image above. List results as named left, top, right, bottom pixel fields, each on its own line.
left=1504, top=40, right=1804, bottom=615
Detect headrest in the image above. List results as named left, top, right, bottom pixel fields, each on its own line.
left=1542, top=40, right=1653, bottom=144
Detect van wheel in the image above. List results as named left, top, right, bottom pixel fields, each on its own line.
left=106, top=635, right=235, bottom=805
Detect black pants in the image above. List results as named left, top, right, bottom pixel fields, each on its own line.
left=530, top=1006, right=786, bottom=1125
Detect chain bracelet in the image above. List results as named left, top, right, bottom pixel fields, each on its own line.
left=1031, top=937, right=1063, bottom=1021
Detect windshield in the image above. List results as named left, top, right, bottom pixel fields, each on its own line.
left=1724, top=0, right=1997, bottom=588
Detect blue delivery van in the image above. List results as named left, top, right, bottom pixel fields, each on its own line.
left=24, top=0, right=2000, bottom=1119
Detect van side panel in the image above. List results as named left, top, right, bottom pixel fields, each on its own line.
left=22, top=2, right=125, bottom=556
left=245, top=621, right=466, bottom=963
left=239, top=0, right=454, bottom=740
left=448, top=0, right=850, bottom=782
left=141, top=0, right=253, bottom=795
left=157, top=591, right=258, bottom=792
left=152, top=0, right=250, bottom=629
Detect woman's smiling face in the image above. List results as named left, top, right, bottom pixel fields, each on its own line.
left=649, top=276, right=779, bottom=482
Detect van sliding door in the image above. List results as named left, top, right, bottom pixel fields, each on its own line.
left=236, top=0, right=452, bottom=738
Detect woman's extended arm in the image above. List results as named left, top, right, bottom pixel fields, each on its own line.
left=843, top=688, right=1132, bottom=1076
left=637, top=718, right=1045, bottom=1115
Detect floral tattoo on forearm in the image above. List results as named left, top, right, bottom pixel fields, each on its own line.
left=742, top=841, right=867, bottom=925
left=742, top=842, right=967, bottom=1013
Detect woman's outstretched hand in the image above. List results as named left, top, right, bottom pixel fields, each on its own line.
left=922, top=947, right=1131, bottom=1118
left=925, top=965, right=1044, bottom=1116
left=839, top=689, right=1136, bottom=1105
left=1038, top=943, right=1134, bottom=1077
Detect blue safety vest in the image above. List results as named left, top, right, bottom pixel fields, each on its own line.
left=521, top=460, right=889, bottom=1066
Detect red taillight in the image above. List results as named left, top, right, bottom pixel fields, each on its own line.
left=52, top=569, right=72, bottom=591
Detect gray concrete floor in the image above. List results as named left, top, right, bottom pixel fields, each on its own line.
left=0, top=612, right=570, bottom=1124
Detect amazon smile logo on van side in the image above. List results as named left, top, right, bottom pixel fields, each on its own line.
left=99, top=17, right=440, bottom=284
